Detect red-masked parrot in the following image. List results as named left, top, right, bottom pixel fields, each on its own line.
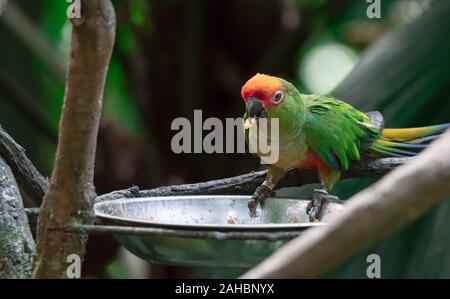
left=241, top=73, right=449, bottom=221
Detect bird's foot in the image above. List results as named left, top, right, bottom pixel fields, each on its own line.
left=248, top=185, right=275, bottom=217
left=306, top=189, right=339, bottom=222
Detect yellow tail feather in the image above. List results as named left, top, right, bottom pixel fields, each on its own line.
left=381, top=124, right=449, bottom=142
left=371, top=124, right=449, bottom=158
left=382, top=128, right=432, bottom=142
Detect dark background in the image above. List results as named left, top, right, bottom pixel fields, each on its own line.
left=0, top=0, right=449, bottom=278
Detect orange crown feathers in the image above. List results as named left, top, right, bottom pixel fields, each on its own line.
left=241, top=73, right=283, bottom=103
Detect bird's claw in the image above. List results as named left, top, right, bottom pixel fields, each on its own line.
left=306, top=189, right=338, bottom=222
left=248, top=185, right=274, bottom=217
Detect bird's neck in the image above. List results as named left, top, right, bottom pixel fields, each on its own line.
left=270, top=94, right=306, bottom=141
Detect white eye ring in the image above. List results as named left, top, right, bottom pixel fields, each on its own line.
left=273, top=90, right=284, bottom=103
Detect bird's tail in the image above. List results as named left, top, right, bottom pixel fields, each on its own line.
left=370, top=123, right=450, bottom=158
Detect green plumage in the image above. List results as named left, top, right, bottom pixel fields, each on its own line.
left=243, top=76, right=382, bottom=190
left=302, top=94, right=381, bottom=171
left=242, top=73, right=449, bottom=206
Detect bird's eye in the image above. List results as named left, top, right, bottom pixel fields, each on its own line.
left=273, top=90, right=284, bottom=103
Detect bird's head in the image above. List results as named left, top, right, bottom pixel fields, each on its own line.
left=242, top=73, right=304, bottom=123
left=241, top=73, right=306, bottom=133
left=241, top=73, right=286, bottom=120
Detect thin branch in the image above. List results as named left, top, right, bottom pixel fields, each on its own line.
left=32, top=0, right=116, bottom=278
left=0, top=126, right=48, bottom=206
left=241, top=129, right=450, bottom=279
left=97, top=157, right=412, bottom=202
left=0, top=157, right=35, bottom=279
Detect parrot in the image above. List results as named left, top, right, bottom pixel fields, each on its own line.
left=241, top=73, right=450, bottom=221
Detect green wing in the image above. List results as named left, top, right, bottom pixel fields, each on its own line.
left=303, top=95, right=381, bottom=171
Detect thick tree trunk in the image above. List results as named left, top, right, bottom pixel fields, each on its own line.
left=0, top=157, right=35, bottom=279
left=32, top=0, right=116, bottom=278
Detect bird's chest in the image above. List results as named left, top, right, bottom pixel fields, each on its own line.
left=249, top=127, right=309, bottom=169
left=276, top=134, right=309, bottom=169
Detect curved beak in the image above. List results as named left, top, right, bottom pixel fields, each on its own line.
left=246, top=97, right=267, bottom=118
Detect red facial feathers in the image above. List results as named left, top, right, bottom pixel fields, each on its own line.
left=241, top=73, right=284, bottom=107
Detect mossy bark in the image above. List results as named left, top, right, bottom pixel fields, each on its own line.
left=0, top=157, right=35, bottom=279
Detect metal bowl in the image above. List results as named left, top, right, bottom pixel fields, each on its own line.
left=94, top=195, right=344, bottom=268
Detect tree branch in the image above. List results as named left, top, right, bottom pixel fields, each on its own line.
left=0, top=126, right=48, bottom=206
left=0, top=157, right=35, bottom=279
left=241, top=129, right=450, bottom=279
left=96, top=157, right=412, bottom=202
left=32, top=0, right=116, bottom=278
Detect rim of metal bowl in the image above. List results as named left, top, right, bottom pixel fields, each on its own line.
left=94, top=195, right=334, bottom=231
